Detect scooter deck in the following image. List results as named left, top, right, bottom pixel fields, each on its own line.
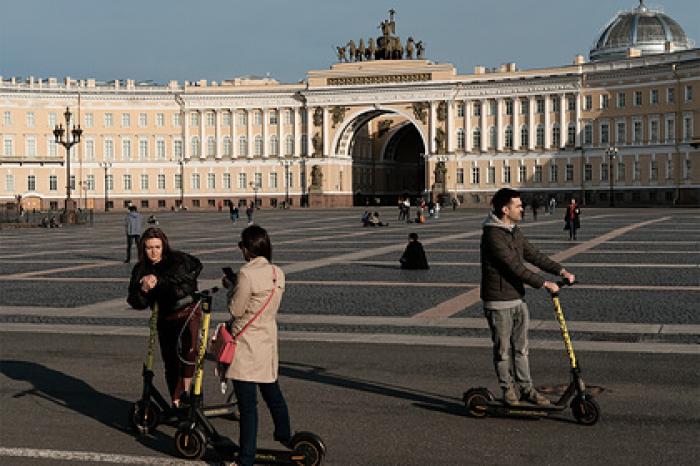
left=482, top=399, right=567, bottom=415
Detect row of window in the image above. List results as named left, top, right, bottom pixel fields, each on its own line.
left=1, top=109, right=306, bottom=129
left=452, top=157, right=691, bottom=185
left=5, top=171, right=299, bottom=193
left=584, top=85, right=694, bottom=111
left=1, top=134, right=310, bottom=159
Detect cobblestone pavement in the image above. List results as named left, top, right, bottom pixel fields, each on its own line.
left=0, top=207, right=698, bottom=351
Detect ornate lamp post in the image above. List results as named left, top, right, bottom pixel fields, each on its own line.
left=606, top=146, right=618, bottom=207
left=420, top=152, right=429, bottom=202
left=53, top=107, right=83, bottom=212
left=300, top=154, right=308, bottom=207
left=280, top=159, right=293, bottom=208
left=98, top=162, right=112, bottom=211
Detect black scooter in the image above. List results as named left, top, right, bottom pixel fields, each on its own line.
left=173, top=288, right=326, bottom=464
left=129, top=288, right=238, bottom=435
left=463, top=279, right=601, bottom=425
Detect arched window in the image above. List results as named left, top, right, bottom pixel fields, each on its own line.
left=489, top=126, right=497, bottom=149
left=584, top=123, right=593, bottom=145
left=536, top=125, right=545, bottom=147
left=285, top=135, right=294, bottom=156
left=270, top=135, right=279, bottom=156
left=568, top=123, right=576, bottom=146
left=223, top=137, right=232, bottom=156
left=505, top=126, right=513, bottom=149
left=456, top=128, right=465, bottom=150
left=191, top=137, right=200, bottom=157
left=207, top=136, right=216, bottom=156
left=239, top=136, right=248, bottom=156
left=521, top=125, right=529, bottom=148
left=254, top=135, right=263, bottom=156
left=473, top=128, right=481, bottom=149
left=552, top=125, right=561, bottom=147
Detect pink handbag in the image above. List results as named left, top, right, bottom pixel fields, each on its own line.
left=211, top=267, right=278, bottom=365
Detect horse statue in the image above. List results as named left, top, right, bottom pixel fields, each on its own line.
left=416, top=40, right=425, bottom=59
left=406, top=37, right=415, bottom=59
left=367, top=38, right=376, bottom=60
left=357, top=38, right=365, bottom=61
left=336, top=46, right=347, bottom=62
left=346, top=40, right=357, bottom=62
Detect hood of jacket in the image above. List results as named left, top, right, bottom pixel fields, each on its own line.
left=482, top=212, right=515, bottom=231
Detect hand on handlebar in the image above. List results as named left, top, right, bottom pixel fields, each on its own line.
left=560, top=270, right=575, bottom=285
left=543, top=281, right=560, bottom=294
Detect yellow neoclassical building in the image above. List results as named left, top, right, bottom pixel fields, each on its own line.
left=1, top=3, right=699, bottom=212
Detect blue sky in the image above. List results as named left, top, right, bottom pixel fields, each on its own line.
left=1, top=0, right=698, bottom=84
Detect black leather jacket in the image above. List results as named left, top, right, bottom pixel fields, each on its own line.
left=127, top=250, right=202, bottom=317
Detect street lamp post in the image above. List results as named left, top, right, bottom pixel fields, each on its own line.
left=606, top=146, right=618, bottom=207
left=178, top=159, right=185, bottom=209
left=300, top=155, right=307, bottom=207
left=280, top=159, right=293, bottom=208
left=53, top=107, right=83, bottom=212
left=420, top=152, right=429, bottom=202
left=98, top=162, right=112, bottom=211
left=249, top=181, right=261, bottom=208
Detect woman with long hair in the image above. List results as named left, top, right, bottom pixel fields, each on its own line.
left=222, top=225, right=290, bottom=466
left=127, top=227, right=203, bottom=407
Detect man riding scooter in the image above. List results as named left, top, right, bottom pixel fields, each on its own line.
left=481, top=188, right=575, bottom=405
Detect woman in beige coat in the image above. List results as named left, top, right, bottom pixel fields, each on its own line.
left=222, top=225, right=290, bottom=466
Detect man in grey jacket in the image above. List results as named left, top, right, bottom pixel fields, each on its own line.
left=481, top=188, right=575, bottom=406
left=124, top=205, right=143, bottom=263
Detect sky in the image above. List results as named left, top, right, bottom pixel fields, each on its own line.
left=1, top=0, right=699, bottom=85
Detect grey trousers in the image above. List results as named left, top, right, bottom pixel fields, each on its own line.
left=484, top=302, right=533, bottom=391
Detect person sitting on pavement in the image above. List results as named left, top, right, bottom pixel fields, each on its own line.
left=369, top=211, right=388, bottom=227
left=361, top=211, right=371, bottom=227
left=399, top=233, right=430, bottom=269
left=480, top=188, right=575, bottom=406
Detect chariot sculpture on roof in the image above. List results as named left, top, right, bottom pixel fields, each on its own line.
left=335, top=9, right=426, bottom=62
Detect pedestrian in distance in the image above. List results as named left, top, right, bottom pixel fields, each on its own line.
left=229, top=201, right=239, bottom=224
left=127, top=227, right=203, bottom=407
left=221, top=225, right=291, bottom=466
left=480, top=188, right=575, bottom=406
left=246, top=202, right=254, bottom=225
left=564, top=198, right=581, bottom=241
left=124, top=205, right=143, bottom=263
left=531, top=197, right=540, bottom=222
left=548, top=196, right=557, bottom=215
left=434, top=202, right=440, bottom=219
left=399, top=233, right=429, bottom=269
left=451, top=197, right=459, bottom=211
left=403, top=198, right=411, bottom=223
left=397, top=199, right=406, bottom=222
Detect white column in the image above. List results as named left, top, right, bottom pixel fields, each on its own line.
left=575, top=94, right=582, bottom=147
left=560, top=94, right=566, bottom=149
left=464, top=100, right=472, bottom=153
left=183, top=109, right=189, bottom=159
left=429, top=101, right=437, bottom=154
left=322, top=106, right=329, bottom=156
left=199, top=110, right=205, bottom=159
left=496, top=98, right=504, bottom=152
left=278, top=107, right=284, bottom=157
left=262, top=108, right=269, bottom=158
left=544, top=95, right=551, bottom=149
left=480, top=99, right=488, bottom=152
left=231, top=108, right=237, bottom=159
left=294, top=107, right=302, bottom=157
left=215, top=109, right=221, bottom=159
left=528, top=96, right=536, bottom=150
left=306, top=107, right=313, bottom=156
left=446, top=101, right=454, bottom=153
left=246, top=109, right=253, bottom=158
left=512, top=98, right=520, bottom=151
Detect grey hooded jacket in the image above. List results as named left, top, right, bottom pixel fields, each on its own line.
left=480, top=213, right=563, bottom=309
left=125, top=211, right=143, bottom=236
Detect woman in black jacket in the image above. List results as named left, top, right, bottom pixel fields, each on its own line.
left=127, top=227, right=203, bottom=407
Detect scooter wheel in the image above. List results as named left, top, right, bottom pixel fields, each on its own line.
left=289, top=431, right=326, bottom=466
left=128, top=401, right=160, bottom=435
left=463, top=388, right=493, bottom=418
left=571, top=396, right=600, bottom=426
left=174, top=426, right=208, bottom=460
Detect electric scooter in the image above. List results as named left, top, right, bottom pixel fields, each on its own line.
left=129, top=289, right=239, bottom=435
left=463, top=279, right=601, bottom=426
left=172, top=287, right=326, bottom=464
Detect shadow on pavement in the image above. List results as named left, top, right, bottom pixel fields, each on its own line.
left=280, top=361, right=467, bottom=417
left=0, top=360, right=176, bottom=456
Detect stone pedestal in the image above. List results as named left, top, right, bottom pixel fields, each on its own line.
left=61, top=199, right=78, bottom=224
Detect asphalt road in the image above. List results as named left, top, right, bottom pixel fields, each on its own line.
left=0, top=332, right=698, bottom=466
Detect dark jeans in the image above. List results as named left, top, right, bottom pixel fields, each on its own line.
left=157, top=308, right=200, bottom=400
left=125, top=234, right=140, bottom=262
left=233, top=380, right=291, bottom=466
left=569, top=226, right=578, bottom=240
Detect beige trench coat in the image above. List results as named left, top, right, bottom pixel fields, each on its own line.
left=225, top=257, right=285, bottom=383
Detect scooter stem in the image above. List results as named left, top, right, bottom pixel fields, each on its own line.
left=553, top=296, right=578, bottom=370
